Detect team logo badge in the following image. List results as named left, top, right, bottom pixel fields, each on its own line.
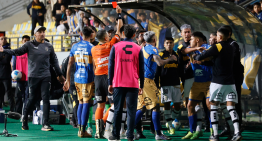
left=144, top=97, right=152, bottom=106
left=153, top=49, right=157, bottom=53
left=45, top=47, right=48, bottom=51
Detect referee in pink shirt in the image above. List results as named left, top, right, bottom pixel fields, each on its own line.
left=108, top=25, right=144, bottom=141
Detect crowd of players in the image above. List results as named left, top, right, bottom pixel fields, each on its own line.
left=0, top=5, right=244, bottom=141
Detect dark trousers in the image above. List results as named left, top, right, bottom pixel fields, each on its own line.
left=23, top=77, right=51, bottom=125
left=112, top=87, right=138, bottom=139
left=15, top=81, right=29, bottom=115
left=31, top=17, right=44, bottom=36
left=0, top=79, right=15, bottom=111
left=69, top=85, right=79, bottom=124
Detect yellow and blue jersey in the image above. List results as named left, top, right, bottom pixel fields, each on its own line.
left=70, top=40, right=94, bottom=84
left=143, top=44, right=159, bottom=79
left=188, top=44, right=212, bottom=82
left=255, top=12, right=262, bottom=22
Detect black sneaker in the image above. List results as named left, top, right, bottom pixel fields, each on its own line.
left=219, top=128, right=230, bottom=137
left=41, top=124, right=54, bottom=131
left=136, top=132, right=146, bottom=139
left=128, top=138, right=134, bottom=141
left=210, top=135, right=220, bottom=141
left=22, top=120, right=29, bottom=130
left=108, top=136, right=120, bottom=141
left=231, top=132, right=242, bottom=141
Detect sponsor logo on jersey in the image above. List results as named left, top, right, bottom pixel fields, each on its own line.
left=195, top=69, right=203, bottom=76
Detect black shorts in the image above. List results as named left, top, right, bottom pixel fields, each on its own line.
left=94, top=75, right=113, bottom=103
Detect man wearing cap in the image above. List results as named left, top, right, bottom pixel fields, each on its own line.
left=134, top=31, right=176, bottom=140
left=0, top=26, right=65, bottom=131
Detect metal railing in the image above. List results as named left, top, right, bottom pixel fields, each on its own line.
left=7, top=34, right=81, bottom=51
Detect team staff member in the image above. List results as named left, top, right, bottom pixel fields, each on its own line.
left=13, top=35, right=30, bottom=116
left=0, top=26, right=65, bottom=131
left=177, top=24, right=194, bottom=106
left=155, top=37, right=182, bottom=135
left=134, top=31, right=176, bottom=140
left=219, top=25, right=244, bottom=137
left=91, top=6, right=122, bottom=139
left=61, top=42, right=78, bottom=128
left=195, top=27, right=242, bottom=141
left=108, top=24, right=144, bottom=141
left=0, top=36, right=14, bottom=111
left=64, top=27, right=95, bottom=138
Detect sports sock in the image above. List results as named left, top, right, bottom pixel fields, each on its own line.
left=152, top=111, right=162, bottom=135
left=221, top=104, right=234, bottom=132
left=81, top=103, right=91, bottom=131
left=105, top=104, right=111, bottom=111
left=210, top=105, right=219, bottom=136
left=120, top=108, right=127, bottom=133
left=95, top=107, right=104, bottom=121
left=103, top=108, right=110, bottom=123
left=77, top=104, right=83, bottom=126
left=164, top=110, right=173, bottom=129
left=227, top=106, right=240, bottom=134
left=188, top=114, right=197, bottom=133
left=195, top=105, right=203, bottom=132
left=88, top=106, right=93, bottom=128
left=105, top=105, right=114, bottom=131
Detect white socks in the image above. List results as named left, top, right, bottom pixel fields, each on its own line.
left=105, top=105, right=114, bottom=131
left=221, top=104, right=234, bottom=132
left=227, top=106, right=240, bottom=134
left=210, top=105, right=219, bottom=136
left=195, top=105, right=203, bottom=132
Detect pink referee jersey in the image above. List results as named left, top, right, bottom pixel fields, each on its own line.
left=16, top=53, right=28, bottom=81
left=112, top=41, right=141, bottom=88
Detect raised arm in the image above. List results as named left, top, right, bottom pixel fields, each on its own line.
left=153, top=54, right=177, bottom=66
left=115, top=6, right=123, bottom=36
left=195, top=45, right=219, bottom=61
left=0, top=42, right=29, bottom=56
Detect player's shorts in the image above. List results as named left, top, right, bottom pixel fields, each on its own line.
left=75, top=82, right=95, bottom=102
left=160, top=85, right=182, bottom=103
left=189, top=81, right=211, bottom=101
left=209, top=82, right=238, bottom=103
left=137, top=78, right=160, bottom=110
left=94, top=75, right=113, bottom=103
left=184, top=77, right=194, bottom=99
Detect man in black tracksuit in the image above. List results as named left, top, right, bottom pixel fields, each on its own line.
left=0, top=26, right=65, bottom=131
left=61, top=55, right=78, bottom=128
left=176, top=24, right=194, bottom=105
left=0, top=36, right=15, bottom=111
left=219, top=26, right=244, bottom=137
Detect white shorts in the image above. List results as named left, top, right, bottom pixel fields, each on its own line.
left=209, top=82, right=238, bottom=103
left=184, top=78, right=194, bottom=98
left=161, top=85, right=182, bottom=103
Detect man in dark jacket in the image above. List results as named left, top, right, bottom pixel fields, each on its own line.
left=0, top=36, right=15, bottom=111
left=27, top=0, right=46, bottom=36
